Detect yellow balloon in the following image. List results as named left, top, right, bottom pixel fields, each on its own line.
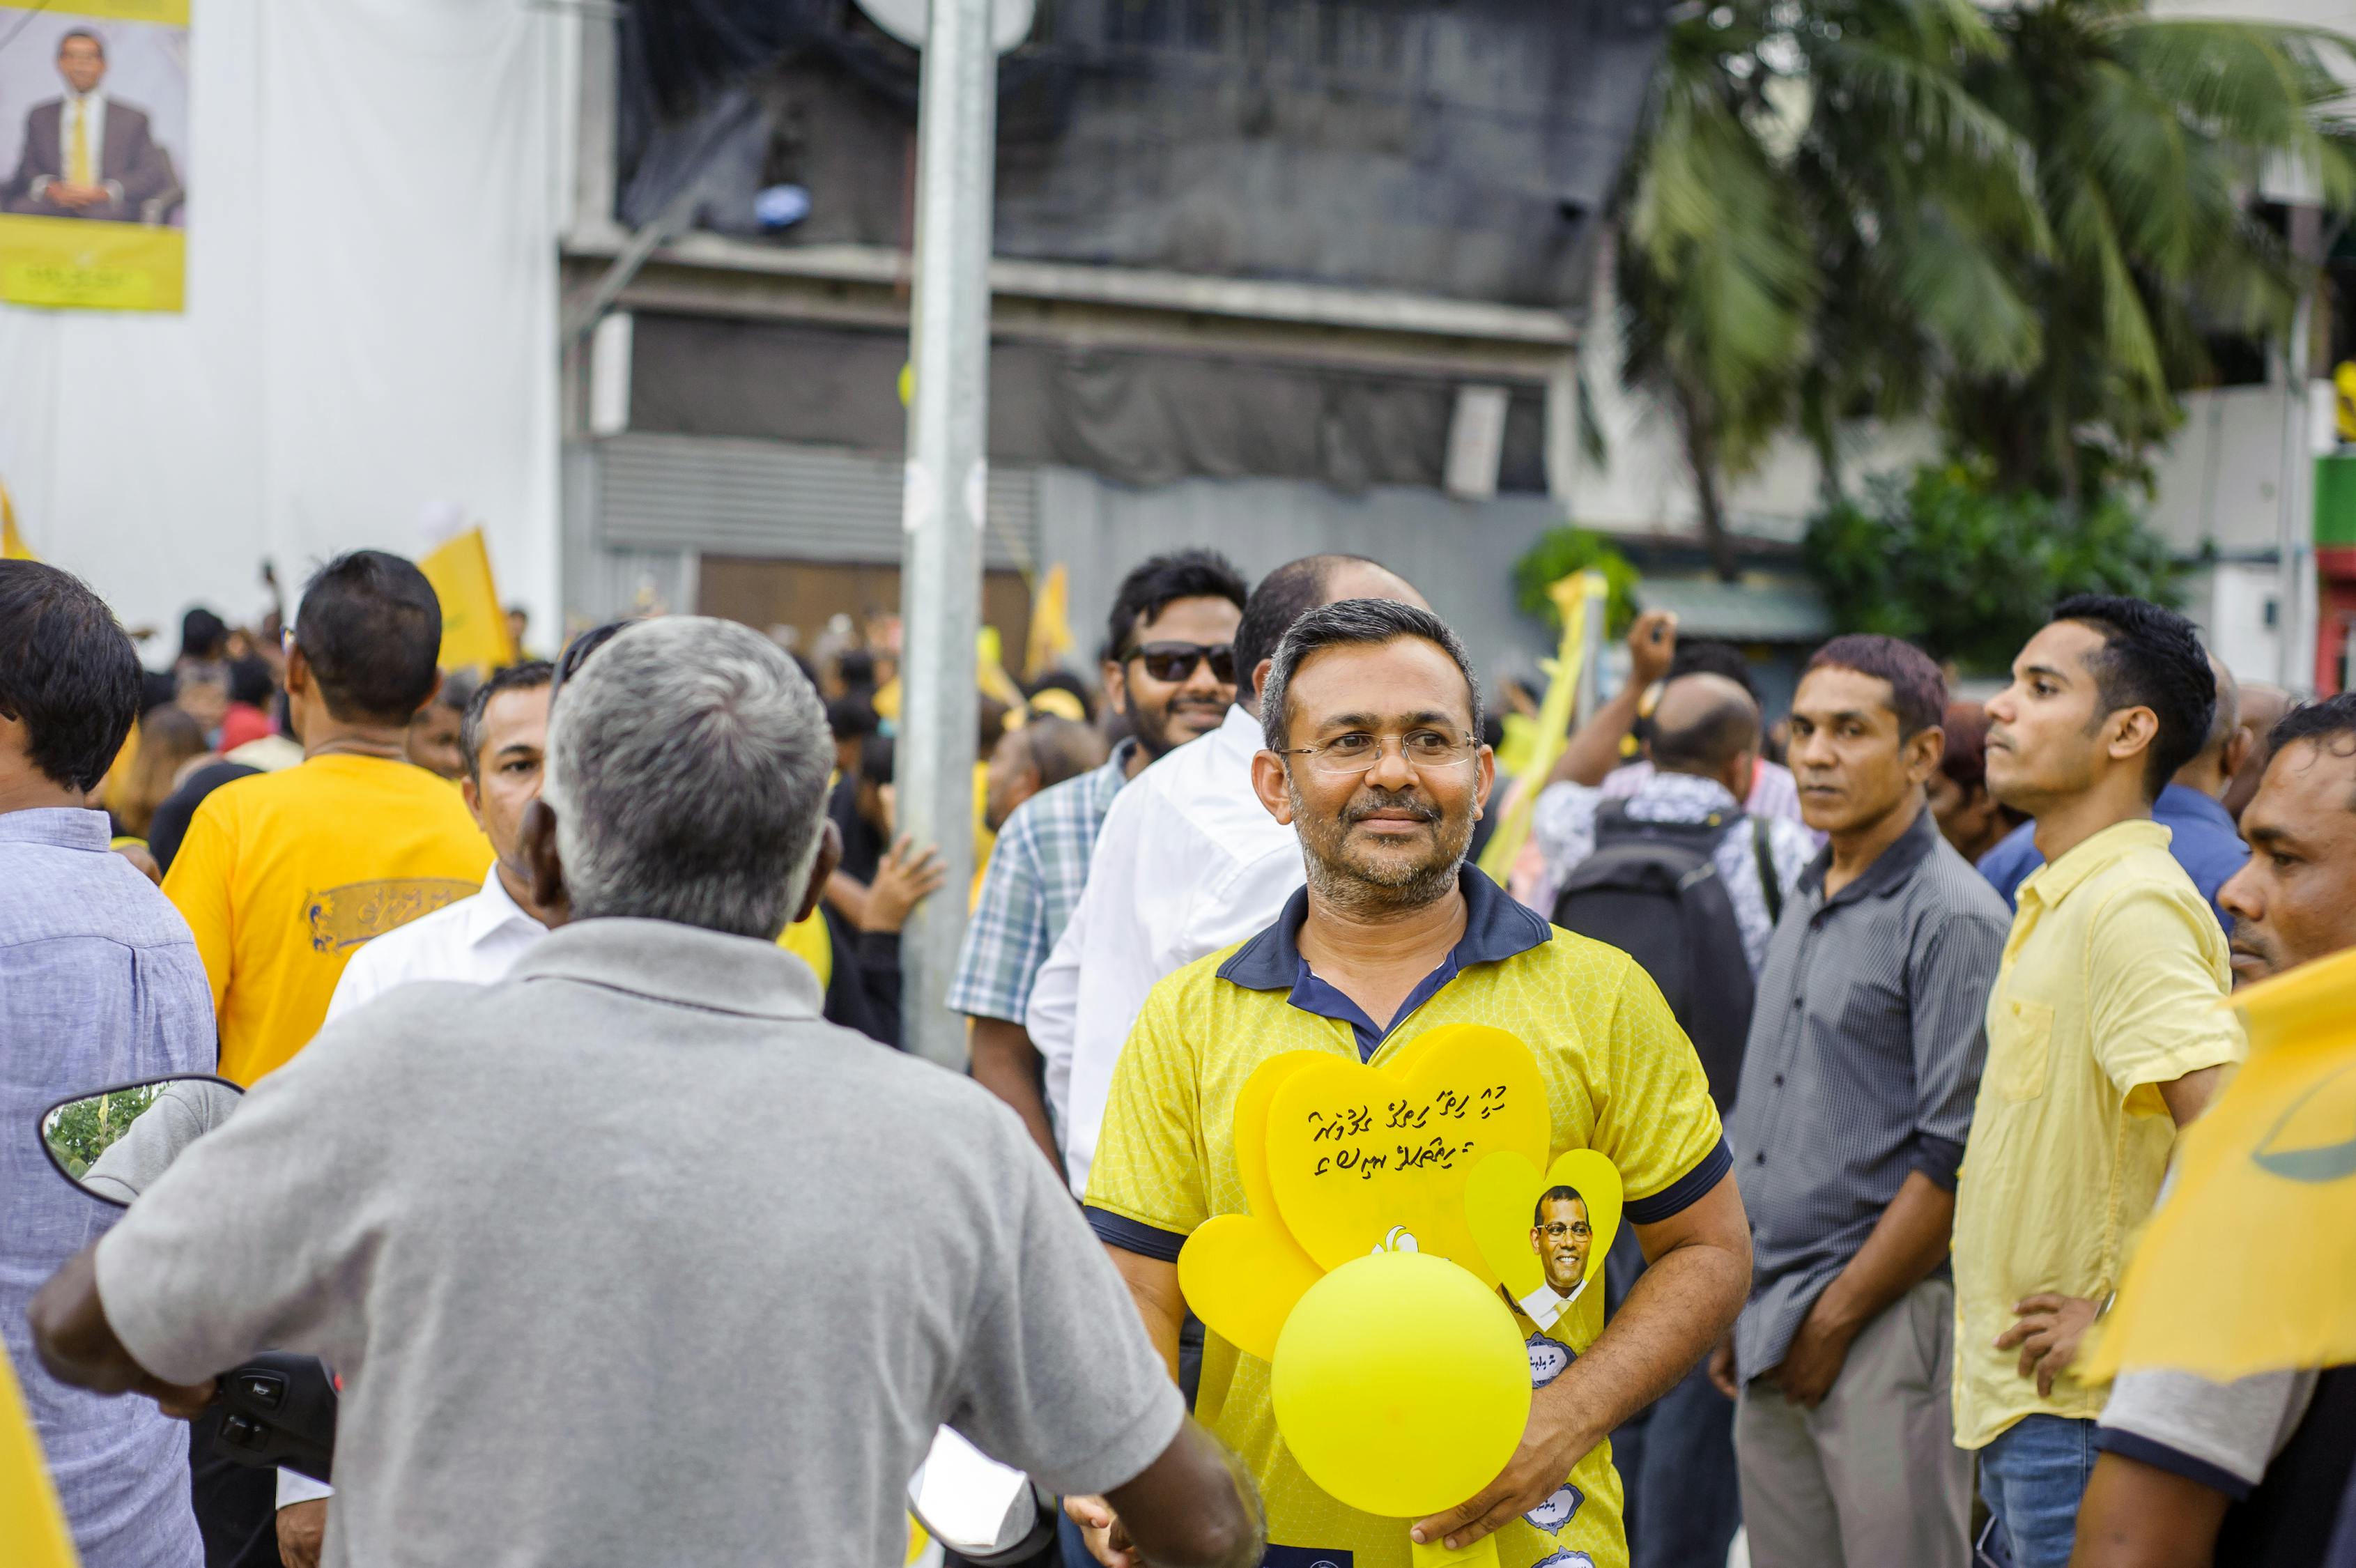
left=1270, top=1251, right=1531, bottom=1518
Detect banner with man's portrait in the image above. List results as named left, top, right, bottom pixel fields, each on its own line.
left=0, top=1, right=188, bottom=312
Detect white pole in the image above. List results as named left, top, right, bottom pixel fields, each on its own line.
left=895, top=0, right=997, bottom=1068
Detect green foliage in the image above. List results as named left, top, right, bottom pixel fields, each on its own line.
left=1512, top=528, right=1642, bottom=636
left=1803, top=463, right=2187, bottom=672
left=43, top=1083, right=161, bottom=1179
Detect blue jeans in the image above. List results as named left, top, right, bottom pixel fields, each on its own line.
left=1978, top=1415, right=2098, bottom=1568
left=1631, top=1359, right=1741, bottom=1568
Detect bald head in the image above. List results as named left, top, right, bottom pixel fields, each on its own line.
left=1650, top=672, right=1762, bottom=797
left=2224, top=679, right=2295, bottom=822
left=2175, top=653, right=2249, bottom=799
left=1233, top=554, right=1426, bottom=715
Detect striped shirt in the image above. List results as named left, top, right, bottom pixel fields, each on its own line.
left=1725, top=804, right=2011, bottom=1383
left=945, top=738, right=1138, bottom=1024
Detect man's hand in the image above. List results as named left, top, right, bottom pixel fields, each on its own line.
left=1995, top=1293, right=2099, bottom=1397
left=1766, top=1294, right=1858, bottom=1409
left=1410, top=1378, right=1594, bottom=1552
left=1707, top=1337, right=1740, bottom=1401
left=114, top=842, right=163, bottom=885
left=1627, top=609, right=1679, bottom=689
left=856, top=836, right=946, bottom=933
left=1065, top=1494, right=1135, bottom=1567
left=276, top=1499, right=328, bottom=1568
left=45, top=180, right=107, bottom=209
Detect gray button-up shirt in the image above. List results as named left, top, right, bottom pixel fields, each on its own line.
left=1, top=807, right=215, bottom=1566
left=1725, top=804, right=2010, bottom=1382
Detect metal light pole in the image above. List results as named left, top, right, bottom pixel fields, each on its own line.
left=2277, top=203, right=2323, bottom=693
left=895, top=0, right=997, bottom=1068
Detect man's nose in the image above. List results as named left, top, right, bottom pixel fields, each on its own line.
left=1365, top=741, right=1416, bottom=790
left=2218, top=862, right=2262, bottom=921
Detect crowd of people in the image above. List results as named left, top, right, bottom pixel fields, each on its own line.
left=2, top=542, right=2352, bottom=1568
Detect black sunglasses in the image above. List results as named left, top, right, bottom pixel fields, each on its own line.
left=1123, top=641, right=1236, bottom=685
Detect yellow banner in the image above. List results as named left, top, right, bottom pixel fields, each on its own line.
left=417, top=528, right=516, bottom=672
left=0, top=1, right=187, bottom=22
left=0, top=215, right=185, bottom=312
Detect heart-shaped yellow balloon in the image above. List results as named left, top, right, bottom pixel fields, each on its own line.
left=1264, top=1024, right=1550, bottom=1284
left=1464, top=1148, right=1624, bottom=1330
left=1177, top=1213, right=1325, bottom=1362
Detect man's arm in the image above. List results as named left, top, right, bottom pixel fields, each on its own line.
left=970, top=1017, right=1061, bottom=1170
left=1415, top=1172, right=1751, bottom=1552
left=1754, top=1171, right=1953, bottom=1406
left=1101, top=1418, right=1265, bottom=1568
left=1546, top=608, right=1677, bottom=788
left=28, top=1245, right=217, bottom=1415
left=2070, top=1453, right=2230, bottom=1568
left=2158, top=1065, right=2226, bottom=1128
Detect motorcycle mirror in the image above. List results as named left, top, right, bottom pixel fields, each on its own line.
left=39, top=1075, right=245, bottom=1208
left=907, top=1427, right=1055, bottom=1566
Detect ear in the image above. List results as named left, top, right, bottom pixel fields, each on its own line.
left=519, top=798, right=570, bottom=926
left=282, top=643, right=311, bottom=697
left=1100, top=659, right=1129, bottom=718
left=1251, top=656, right=1275, bottom=707
left=2111, top=706, right=2161, bottom=767
left=459, top=774, right=485, bottom=829
left=415, top=669, right=444, bottom=723
left=1473, top=744, right=1496, bottom=820
left=2222, top=723, right=2255, bottom=785
left=792, top=819, right=843, bottom=927
left=1250, top=750, right=1295, bottom=826
left=1905, top=723, right=1946, bottom=786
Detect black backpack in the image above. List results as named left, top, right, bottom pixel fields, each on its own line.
left=1548, top=800, right=1776, bottom=1113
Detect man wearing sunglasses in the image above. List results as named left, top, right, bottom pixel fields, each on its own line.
left=1077, top=598, right=1747, bottom=1568
left=953, top=551, right=1249, bottom=1169
left=1028, top=553, right=1424, bottom=1203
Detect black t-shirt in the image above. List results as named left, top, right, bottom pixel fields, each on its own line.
left=827, top=774, right=886, bottom=885
left=148, top=760, right=261, bottom=874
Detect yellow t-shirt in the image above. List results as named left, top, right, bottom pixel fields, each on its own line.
left=1950, top=819, right=2247, bottom=1448
left=163, top=753, right=492, bottom=1084
left=1086, top=892, right=1727, bottom=1568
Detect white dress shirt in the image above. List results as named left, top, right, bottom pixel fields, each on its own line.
left=283, top=864, right=547, bottom=1511
left=1026, top=703, right=1304, bottom=1198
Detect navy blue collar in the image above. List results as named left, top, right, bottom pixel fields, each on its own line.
left=1217, top=866, right=1555, bottom=1059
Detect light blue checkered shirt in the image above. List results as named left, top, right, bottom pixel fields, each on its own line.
left=947, top=739, right=1138, bottom=1024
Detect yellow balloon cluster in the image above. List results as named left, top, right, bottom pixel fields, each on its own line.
left=1178, top=1027, right=1550, bottom=1526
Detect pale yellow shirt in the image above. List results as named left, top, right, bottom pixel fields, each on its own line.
left=1951, top=819, right=2245, bottom=1448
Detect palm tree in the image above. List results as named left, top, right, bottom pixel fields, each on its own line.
left=1615, top=0, right=2355, bottom=572
left=1950, top=0, right=2356, bottom=498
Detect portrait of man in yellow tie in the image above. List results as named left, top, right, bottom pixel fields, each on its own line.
left=3, top=28, right=179, bottom=224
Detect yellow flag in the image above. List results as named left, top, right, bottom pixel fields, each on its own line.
left=0, top=1352, right=79, bottom=1568
left=1024, top=564, right=1075, bottom=680
left=416, top=528, right=516, bottom=672
left=1, top=479, right=36, bottom=561
left=1476, top=571, right=1605, bottom=882
left=2085, top=946, right=2356, bottom=1384
left=976, top=627, right=1026, bottom=712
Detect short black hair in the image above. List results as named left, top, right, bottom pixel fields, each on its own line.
left=293, top=551, right=444, bottom=725
left=178, top=606, right=228, bottom=663
left=1105, top=550, right=1249, bottom=661
left=226, top=654, right=275, bottom=709
left=1805, top=633, right=1948, bottom=738
left=59, top=28, right=103, bottom=59
left=835, top=649, right=878, bottom=692
left=1261, top=598, right=1482, bottom=753
left=1532, top=1184, right=1587, bottom=1227
left=1668, top=640, right=1760, bottom=705
left=0, top=561, right=142, bottom=792
left=1025, top=669, right=1096, bottom=723
left=2050, top=595, right=2216, bottom=800
left=826, top=694, right=880, bottom=742
left=459, top=660, right=553, bottom=783
left=551, top=618, right=636, bottom=708
left=858, top=732, right=895, bottom=787
left=1233, top=554, right=1393, bottom=693
left=2267, top=693, right=2356, bottom=808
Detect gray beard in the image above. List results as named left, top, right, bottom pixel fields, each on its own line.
left=1289, top=778, right=1470, bottom=918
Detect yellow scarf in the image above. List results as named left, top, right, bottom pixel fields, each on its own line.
left=2086, top=944, right=2356, bottom=1383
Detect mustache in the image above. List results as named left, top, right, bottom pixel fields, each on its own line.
left=2228, top=916, right=2274, bottom=957
left=1344, top=789, right=1442, bottom=824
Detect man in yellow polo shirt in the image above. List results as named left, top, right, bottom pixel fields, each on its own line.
left=1956, top=596, right=2246, bottom=1568
left=164, top=551, right=491, bottom=1084
left=1079, top=598, right=1750, bottom=1568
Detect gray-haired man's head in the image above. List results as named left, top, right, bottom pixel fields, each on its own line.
left=528, top=617, right=837, bottom=940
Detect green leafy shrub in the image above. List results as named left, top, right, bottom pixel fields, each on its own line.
left=1803, top=463, right=2187, bottom=674
left=1512, top=526, right=1642, bottom=637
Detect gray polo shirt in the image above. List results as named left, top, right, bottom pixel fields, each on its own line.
left=95, top=917, right=1183, bottom=1568
left=1725, top=805, right=2010, bottom=1383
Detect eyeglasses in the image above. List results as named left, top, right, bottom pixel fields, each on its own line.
left=1122, top=641, right=1235, bottom=685
left=1273, top=729, right=1479, bottom=776
left=1539, top=1221, right=1592, bottom=1240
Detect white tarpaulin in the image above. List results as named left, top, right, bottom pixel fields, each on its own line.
left=0, top=0, right=561, bottom=650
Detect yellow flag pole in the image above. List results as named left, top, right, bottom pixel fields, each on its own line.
left=1476, top=571, right=1606, bottom=883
